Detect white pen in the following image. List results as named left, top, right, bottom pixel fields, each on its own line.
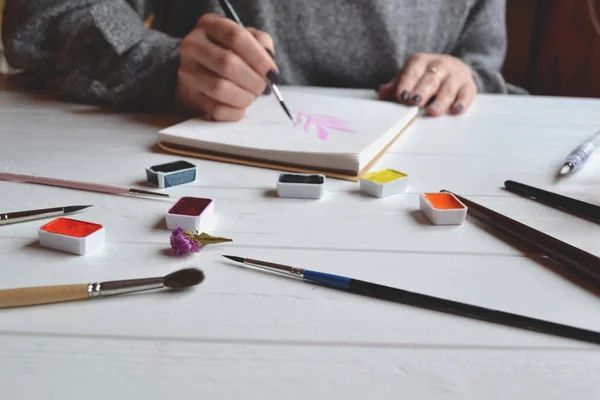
left=560, top=130, right=600, bottom=176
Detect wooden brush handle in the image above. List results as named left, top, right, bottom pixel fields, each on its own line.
left=0, top=284, right=89, bottom=308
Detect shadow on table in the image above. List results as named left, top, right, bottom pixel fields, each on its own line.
left=22, top=240, right=77, bottom=259
left=134, top=179, right=158, bottom=189
left=158, top=248, right=175, bottom=257
left=23, top=240, right=47, bottom=251
left=345, top=189, right=377, bottom=200
left=153, top=217, right=168, bottom=231
left=470, top=218, right=600, bottom=298
left=68, top=107, right=187, bottom=133
left=124, top=113, right=188, bottom=130
left=2, top=73, right=188, bottom=129
left=409, top=210, right=432, bottom=225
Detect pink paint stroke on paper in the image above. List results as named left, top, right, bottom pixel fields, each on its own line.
left=293, top=112, right=355, bottom=140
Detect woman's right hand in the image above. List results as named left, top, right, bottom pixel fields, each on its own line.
left=173, top=13, right=279, bottom=121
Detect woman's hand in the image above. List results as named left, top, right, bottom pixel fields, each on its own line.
left=378, top=53, right=477, bottom=117
left=173, top=13, right=279, bottom=121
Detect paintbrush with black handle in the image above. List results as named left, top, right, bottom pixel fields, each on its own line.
left=442, top=190, right=600, bottom=288
left=0, top=205, right=92, bottom=226
left=504, top=180, right=600, bottom=223
left=223, top=255, right=600, bottom=346
left=217, top=0, right=293, bottom=121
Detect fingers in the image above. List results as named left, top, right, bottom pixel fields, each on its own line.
left=194, top=92, right=246, bottom=121
left=194, top=65, right=256, bottom=109
left=393, top=54, right=428, bottom=103
left=247, top=27, right=276, bottom=95
left=425, top=81, right=477, bottom=116
left=425, top=79, right=460, bottom=117
left=451, top=84, right=477, bottom=115
left=247, top=27, right=275, bottom=57
left=174, top=13, right=281, bottom=121
left=197, top=14, right=279, bottom=84
left=177, top=82, right=246, bottom=122
left=377, top=81, right=396, bottom=101
left=382, top=53, right=478, bottom=117
left=175, top=66, right=252, bottom=122
left=409, top=66, right=445, bottom=107
left=180, top=29, right=266, bottom=96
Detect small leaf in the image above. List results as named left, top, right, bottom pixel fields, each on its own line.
left=194, top=232, right=233, bottom=247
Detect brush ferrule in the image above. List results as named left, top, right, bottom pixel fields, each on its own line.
left=244, top=258, right=305, bottom=278
left=270, top=83, right=283, bottom=101
left=88, top=283, right=101, bottom=297
left=128, top=188, right=170, bottom=198
left=0, top=209, right=63, bottom=225
left=88, top=277, right=164, bottom=297
left=288, top=267, right=305, bottom=277
left=257, top=265, right=305, bottom=278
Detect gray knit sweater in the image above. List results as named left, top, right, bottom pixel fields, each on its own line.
left=2, top=0, right=512, bottom=110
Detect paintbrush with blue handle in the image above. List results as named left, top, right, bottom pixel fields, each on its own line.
left=223, top=255, right=600, bottom=345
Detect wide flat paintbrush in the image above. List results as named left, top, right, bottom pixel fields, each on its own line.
left=0, top=268, right=204, bottom=309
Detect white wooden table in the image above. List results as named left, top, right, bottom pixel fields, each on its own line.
left=2, top=83, right=600, bottom=399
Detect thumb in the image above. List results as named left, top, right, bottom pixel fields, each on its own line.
left=377, top=80, right=396, bottom=101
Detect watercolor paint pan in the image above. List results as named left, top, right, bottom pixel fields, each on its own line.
left=277, top=173, right=325, bottom=199
left=360, top=169, right=408, bottom=197
left=38, top=217, right=105, bottom=255
left=146, top=160, right=197, bottom=188
left=165, top=196, right=215, bottom=231
left=419, top=192, right=467, bottom=225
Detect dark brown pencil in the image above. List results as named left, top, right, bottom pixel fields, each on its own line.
left=441, top=190, right=600, bottom=288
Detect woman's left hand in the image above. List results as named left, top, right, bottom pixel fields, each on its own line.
left=378, top=53, right=477, bottom=117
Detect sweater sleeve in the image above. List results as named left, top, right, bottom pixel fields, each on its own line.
left=1, top=0, right=182, bottom=110
left=450, top=0, right=514, bottom=94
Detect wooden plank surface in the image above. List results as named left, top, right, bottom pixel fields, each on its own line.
left=1, top=86, right=600, bottom=399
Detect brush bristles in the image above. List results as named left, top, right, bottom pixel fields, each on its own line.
left=164, top=268, right=205, bottom=288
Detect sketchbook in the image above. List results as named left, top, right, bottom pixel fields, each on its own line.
left=158, top=89, right=419, bottom=181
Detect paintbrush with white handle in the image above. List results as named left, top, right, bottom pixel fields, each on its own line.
left=0, top=172, right=171, bottom=199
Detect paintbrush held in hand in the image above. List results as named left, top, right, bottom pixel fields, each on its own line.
left=0, top=268, right=204, bottom=309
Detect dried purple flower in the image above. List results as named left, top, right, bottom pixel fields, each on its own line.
left=170, top=227, right=202, bottom=255
left=169, top=227, right=232, bottom=256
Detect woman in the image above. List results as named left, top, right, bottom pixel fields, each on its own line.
left=2, top=0, right=517, bottom=121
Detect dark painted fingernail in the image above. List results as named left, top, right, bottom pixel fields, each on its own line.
left=266, top=69, right=281, bottom=84
left=455, top=104, right=464, bottom=113
left=265, top=48, right=276, bottom=61
left=262, top=84, right=272, bottom=95
left=412, top=95, right=421, bottom=103
left=400, top=90, right=410, bottom=101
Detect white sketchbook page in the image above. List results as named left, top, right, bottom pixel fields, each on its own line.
left=159, top=90, right=417, bottom=156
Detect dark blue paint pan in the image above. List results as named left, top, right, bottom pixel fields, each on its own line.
left=146, top=160, right=197, bottom=188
